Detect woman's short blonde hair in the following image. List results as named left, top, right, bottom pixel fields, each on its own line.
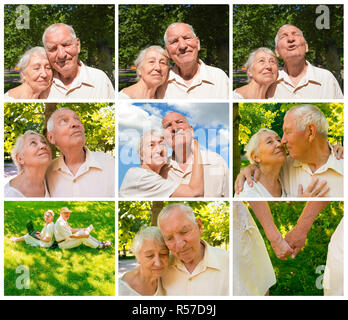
left=11, top=130, right=47, bottom=174
left=16, top=47, right=48, bottom=82
left=244, top=128, right=279, bottom=164
left=134, top=46, right=169, bottom=81
left=244, top=47, right=278, bottom=82
left=131, top=226, right=167, bottom=259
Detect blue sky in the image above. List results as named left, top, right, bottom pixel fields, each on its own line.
left=118, top=102, right=230, bottom=189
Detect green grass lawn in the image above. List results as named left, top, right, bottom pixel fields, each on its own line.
left=4, top=201, right=115, bottom=296
left=249, top=201, right=343, bottom=296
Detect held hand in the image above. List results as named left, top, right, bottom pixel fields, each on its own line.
left=270, top=235, right=294, bottom=261
left=332, top=143, right=344, bottom=160
left=284, top=226, right=308, bottom=259
left=297, top=178, right=329, bottom=197
left=234, top=164, right=260, bottom=194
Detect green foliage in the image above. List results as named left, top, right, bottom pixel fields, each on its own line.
left=247, top=201, right=343, bottom=295
left=4, top=201, right=115, bottom=296
left=118, top=201, right=229, bottom=257
left=4, top=4, right=115, bottom=82
left=119, top=5, right=229, bottom=74
left=233, top=5, right=343, bottom=87
left=4, top=103, right=115, bottom=159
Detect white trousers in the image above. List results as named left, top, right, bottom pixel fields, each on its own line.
left=58, top=236, right=101, bottom=249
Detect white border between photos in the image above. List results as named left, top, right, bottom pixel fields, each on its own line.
left=0, top=0, right=346, bottom=302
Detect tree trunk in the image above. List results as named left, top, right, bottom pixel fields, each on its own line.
left=233, top=103, right=241, bottom=195
left=151, top=201, right=164, bottom=226
left=44, top=103, right=57, bottom=159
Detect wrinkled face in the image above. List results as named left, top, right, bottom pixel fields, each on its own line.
left=44, top=212, right=54, bottom=224
left=140, top=133, right=167, bottom=169
left=162, top=112, right=193, bottom=150
left=249, top=51, right=278, bottom=85
left=48, top=109, right=85, bottom=149
left=44, top=26, right=80, bottom=76
left=253, top=131, right=286, bottom=165
left=281, top=111, right=308, bottom=160
left=18, top=134, right=52, bottom=169
left=275, top=25, right=308, bottom=61
left=137, top=239, right=169, bottom=278
left=139, top=50, right=169, bottom=87
left=165, top=23, right=200, bottom=68
left=23, top=53, right=52, bottom=92
left=159, top=209, right=202, bottom=265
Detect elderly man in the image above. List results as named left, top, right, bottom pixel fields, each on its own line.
left=54, top=207, right=111, bottom=249
left=43, top=23, right=114, bottom=99
left=158, top=203, right=229, bottom=296
left=46, top=108, right=115, bottom=197
left=235, top=105, right=343, bottom=197
left=271, top=24, right=343, bottom=99
left=162, top=111, right=229, bottom=197
left=162, top=22, right=229, bottom=99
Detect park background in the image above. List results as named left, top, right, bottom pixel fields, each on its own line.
left=118, top=201, right=229, bottom=290
left=4, top=102, right=115, bottom=183
left=4, top=201, right=115, bottom=296
left=233, top=4, right=343, bottom=91
left=118, top=102, right=229, bottom=190
left=119, top=4, right=229, bottom=90
left=4, top=4, right=115, bottom=93
left=232, top=102, right=344, bottom=192
left=241, top=201, right=343, bottom=296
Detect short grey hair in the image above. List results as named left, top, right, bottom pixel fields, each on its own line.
left=137, top=129, right=164, bottom=162
left=286, top=105, right=329, bottom=138
left=158, top=203, right=197, bottom=228
left=164, top=22, right=197, bottom=46
left=46, top=107, right=75, bottom=133
left=134, top=45, right=169, bottom=81
left=275, top=24, right=306, bottom=47
left=16, top=47, right=48, bottom=82
left=11, top=130, right=47, bottom=174
left=244, top=47, right=278, bottom=82
left=42, top=23, right=77, bottom=47
left=131, top=226, right=167, bottom=258
left=244, top=128, right=279, bottom=164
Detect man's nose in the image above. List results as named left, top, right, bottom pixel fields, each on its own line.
left=178, top=37, right=187, bottom=50
left=57, top=45, right=67, bottom=59
left=281, top=135, right=287, bottom=145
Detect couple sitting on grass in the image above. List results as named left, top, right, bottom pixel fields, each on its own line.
left=10, top=207, right=112, bottom=250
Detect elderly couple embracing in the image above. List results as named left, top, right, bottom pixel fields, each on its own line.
left=5, top=23, right=114, bottom=100
left=119, top=203, right=229, bottom=296
left=119, top=22, right=229, bottom=99
left=5, top=108, right=115, bottom=198
left=11, top=207, right=112, bottom=250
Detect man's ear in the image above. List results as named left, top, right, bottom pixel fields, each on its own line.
left=76, top=38, right=81, bottom=54
left=16, top=153, right=25, bottom=165
left=196, top=37, right=201, bottom=52
left=251, top=152, right=260, bottom=164
left=275, top=47, right=280, bottom=58
left=196, top=218, right=203, bottom=235
left=47, top=132, right=55, bottom=145
left=307, top=123, right=317, bottom=142
left=165, top=46, right=171, bottom=59
left=305, top=41, right=308, bottom=54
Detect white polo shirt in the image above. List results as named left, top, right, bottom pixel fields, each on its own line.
left=273, top=61, right=343, bottom=99
left=47, top=61, right=115, bottom=99
left=46, top=147, right=115, bottom=197
left=164, top=60, right=229, bottom=99
left=280, top=149, right=344, bottom=197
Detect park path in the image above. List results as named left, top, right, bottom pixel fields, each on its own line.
left=118, top=258, right=137, bottom=276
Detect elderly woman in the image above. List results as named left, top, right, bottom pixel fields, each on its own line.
left=10, top=210, right=55, bottom=248
left=120, top=130, right=203, bottom=197
left=5, top=47, right=52, bottom=99
left=5, top=130, right=52, bottom=197
left=119, top=226, right=169, bottom=296
left=119, top=46, right=169, bottom=99
left=233, top=47, right=278, bottom=99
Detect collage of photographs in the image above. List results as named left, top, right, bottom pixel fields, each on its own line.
left=0, top=2, right=345, bottom=302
